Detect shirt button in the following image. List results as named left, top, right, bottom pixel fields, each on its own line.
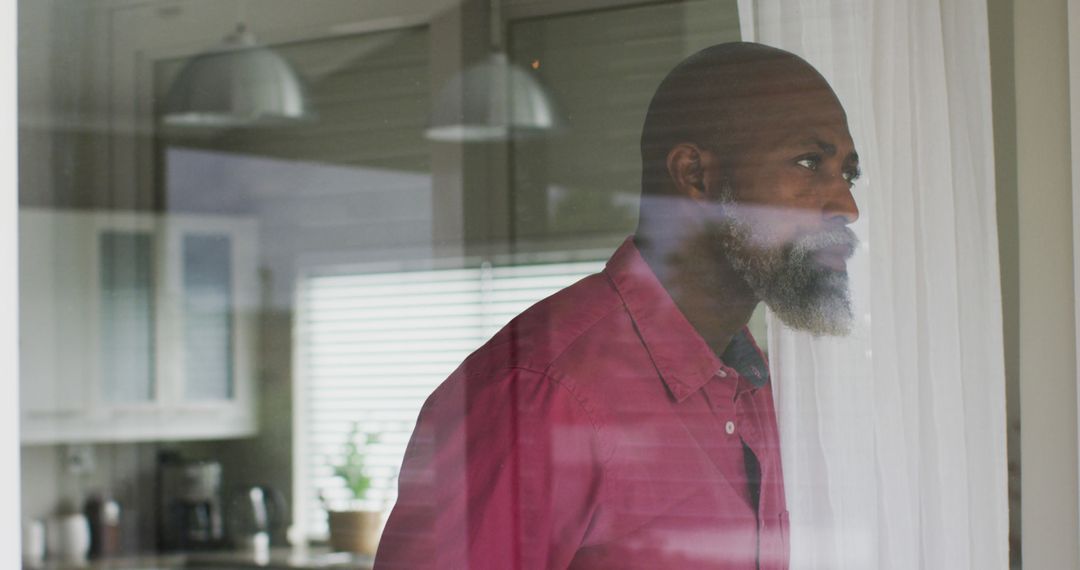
left=717, top=369, right=728, bottom=378
left=725, top=421, right=736, bottom=435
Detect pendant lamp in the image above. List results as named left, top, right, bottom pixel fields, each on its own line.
left=425, top=0, right=560, bottom=141
left=161, top=24, right=314, bottom=128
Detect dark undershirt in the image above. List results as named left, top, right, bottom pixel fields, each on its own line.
left=742, top=441, right=762, bottom=512
left=742, top=441, right=763, bottom=569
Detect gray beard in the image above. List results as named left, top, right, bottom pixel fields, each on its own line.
left=713, top=210, right=858, bottom=336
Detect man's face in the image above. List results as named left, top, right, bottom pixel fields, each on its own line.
left=705, top=85, right=861, bottom=335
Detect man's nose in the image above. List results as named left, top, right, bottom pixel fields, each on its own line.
left=825, top=182, right=860, bottom=225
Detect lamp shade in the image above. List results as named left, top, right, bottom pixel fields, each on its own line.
left=161, top=30, right=314, bottom=128
left=426, top=53, right=560, bottom=142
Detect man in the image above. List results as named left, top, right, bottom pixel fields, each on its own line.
left=374, top=42, right=860, bottom=569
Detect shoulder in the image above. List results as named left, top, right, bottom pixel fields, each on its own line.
left=424, top=270, right=652, bottom=424
left=418, top=271, right=638, bottom=428
left=463, top=271, right=627, bottom=377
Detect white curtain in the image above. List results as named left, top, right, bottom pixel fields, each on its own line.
left=743, top=1, right=1009, bottom=568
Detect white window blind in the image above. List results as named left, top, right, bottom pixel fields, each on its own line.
left=296, top=258, right=604, bottom=537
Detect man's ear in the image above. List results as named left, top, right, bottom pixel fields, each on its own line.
left=666, top=143, right=710, bottom=201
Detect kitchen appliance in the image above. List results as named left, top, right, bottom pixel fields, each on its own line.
left=226, top=485, right=288, bottom=551
left=159, top=458, right=225, bottom=550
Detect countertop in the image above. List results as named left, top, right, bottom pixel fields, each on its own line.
left=27, top=546, right=374, bottom=570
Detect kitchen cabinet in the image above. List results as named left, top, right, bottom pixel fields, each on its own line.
left=19, top=209, right=258, bottom=444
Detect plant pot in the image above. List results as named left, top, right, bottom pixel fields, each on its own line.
left=327, top=509, right=383, bottom=556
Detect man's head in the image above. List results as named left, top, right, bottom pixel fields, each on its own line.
left=638, top=42, right=861, bottom=336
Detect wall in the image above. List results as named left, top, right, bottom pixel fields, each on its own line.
left=991, top=0, right=1080, bottom=567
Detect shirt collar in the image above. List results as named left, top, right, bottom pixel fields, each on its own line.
left=603, top=237, right=764, bottom=402
left=722, top=327, right=770, bottom=389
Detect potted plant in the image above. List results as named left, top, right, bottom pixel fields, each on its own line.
left=323, top=423, right=389, bottom=556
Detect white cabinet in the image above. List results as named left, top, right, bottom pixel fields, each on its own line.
left=20, top=212, right=95, bottom=421
left=19, top=209, right=258, bottom=444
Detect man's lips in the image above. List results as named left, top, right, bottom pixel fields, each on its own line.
left=812, top=244, right=854, bottom=271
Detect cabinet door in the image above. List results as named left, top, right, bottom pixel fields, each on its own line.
left=164, top=215, right=257, bottom=437
left=19, top=211, right=93, bottom=421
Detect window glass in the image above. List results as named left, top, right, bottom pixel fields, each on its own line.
left=16, top=1, right=1022, bottom=568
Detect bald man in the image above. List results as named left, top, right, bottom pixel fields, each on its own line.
left=375, top=42, right=860, bottom=570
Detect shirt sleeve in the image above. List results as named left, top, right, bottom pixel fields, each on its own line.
left=374, top=366, right=607, bottom=570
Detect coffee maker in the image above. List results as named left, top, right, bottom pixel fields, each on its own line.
left=159, top=457, right=225, bottom=550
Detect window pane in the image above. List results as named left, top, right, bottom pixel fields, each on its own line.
left=99, top=231, right=155, bottom=404
left=182, top=233, right=234, bottom=401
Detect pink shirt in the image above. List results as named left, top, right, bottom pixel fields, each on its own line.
left=375, top=238, right=788, bottom=569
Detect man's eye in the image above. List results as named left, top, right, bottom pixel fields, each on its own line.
left=795, top=157, right=820, bottom=170
left=843, top=167, right=862, bottom=184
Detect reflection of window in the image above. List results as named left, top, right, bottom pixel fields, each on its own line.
left=295, top=258, right=604, bottom=537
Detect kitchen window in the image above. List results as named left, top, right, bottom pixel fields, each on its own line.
left=294, top=257, right=605, bottom=537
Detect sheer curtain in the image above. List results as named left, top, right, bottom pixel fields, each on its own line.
left=742, top=1, right=1009, bottom=568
